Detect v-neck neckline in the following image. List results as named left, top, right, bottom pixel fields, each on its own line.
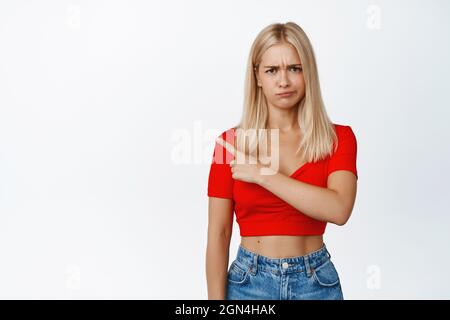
left=231, top=127, right=310, bottom=177
left=288, top=161, right=311, bottom=177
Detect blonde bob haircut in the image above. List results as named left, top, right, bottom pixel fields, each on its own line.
left=232, top=21, right=338, bottom=164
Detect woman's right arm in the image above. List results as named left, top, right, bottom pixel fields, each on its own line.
left=205, top=197, right=234, bottom=300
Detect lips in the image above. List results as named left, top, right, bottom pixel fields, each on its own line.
left=277, top=91, right=295, bottom=96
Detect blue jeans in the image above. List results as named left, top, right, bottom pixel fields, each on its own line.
left=226, top=243, right=344, bottom=300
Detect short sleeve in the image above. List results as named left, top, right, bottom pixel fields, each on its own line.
left=327, top=125, right=358, bottom=180
left=207, top=129, right=236, bottom=199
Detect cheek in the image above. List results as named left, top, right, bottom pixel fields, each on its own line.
left=293, top=75, right=305, bottom=89
left=293, top=78, right=306, bottom=96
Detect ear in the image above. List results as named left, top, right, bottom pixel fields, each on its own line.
left=254, top=67, right=261, bottom=86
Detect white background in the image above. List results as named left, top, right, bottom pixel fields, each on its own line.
left=0, top=0, right=449, bottom=299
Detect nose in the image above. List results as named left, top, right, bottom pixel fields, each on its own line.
left=278, top=68, right=290, bottom=87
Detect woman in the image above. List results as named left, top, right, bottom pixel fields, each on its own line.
left=205, top=22, right=358, bottom=300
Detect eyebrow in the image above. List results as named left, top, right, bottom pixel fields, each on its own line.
left=263, top=64, right=302, bottom=68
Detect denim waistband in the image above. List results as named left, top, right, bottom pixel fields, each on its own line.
left=235, top=243, right=332, bottom=276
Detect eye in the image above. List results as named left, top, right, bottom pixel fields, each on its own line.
left=264, top=67, right=302, bottom=74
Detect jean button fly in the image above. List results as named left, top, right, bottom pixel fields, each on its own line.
left=282, top=262, right=289, bottom=269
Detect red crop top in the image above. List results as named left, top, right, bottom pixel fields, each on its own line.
left=207, top=124, right=358, bottom=236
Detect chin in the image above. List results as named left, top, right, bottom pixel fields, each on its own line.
left=272, top=102, right=299, bottom=109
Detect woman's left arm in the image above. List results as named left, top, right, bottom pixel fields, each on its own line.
left=216, top=135, right=357, bottom=226
left=256, top=170, right=357, bottom=226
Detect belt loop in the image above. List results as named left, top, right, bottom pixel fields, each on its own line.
left=304, top=255, right=312, bottom=278
left=251, top=253, right=258, bottom=275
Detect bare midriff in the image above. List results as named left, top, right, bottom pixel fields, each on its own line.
left=240, top=235, right=324, bottom=259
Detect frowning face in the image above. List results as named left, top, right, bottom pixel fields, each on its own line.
left=255, top=43, right=306, bottom=110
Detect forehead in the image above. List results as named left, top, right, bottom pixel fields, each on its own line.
left=260, top=43, right=301, bottom=65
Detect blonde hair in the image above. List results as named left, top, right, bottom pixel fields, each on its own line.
left=232, top=21, right=338, bottom=164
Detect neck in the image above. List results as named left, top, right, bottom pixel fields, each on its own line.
left=267, top=108, right=299, bottom=133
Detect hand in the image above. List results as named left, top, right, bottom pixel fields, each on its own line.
left=215, top=137, right=278, bottom=185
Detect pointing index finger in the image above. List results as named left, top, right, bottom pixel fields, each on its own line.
left=215, top=137, right=236, bottom=157
left=215, top=137, right=258, bottom=164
